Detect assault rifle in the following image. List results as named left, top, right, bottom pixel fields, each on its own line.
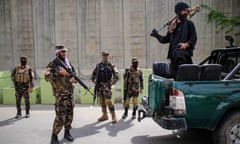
left=54, top=58, right=95, bottom=103
left=93, top=83, right=99, bottom=105
left=93, top=64, right=100, bottom=105
left=123, top=68, right=130, bottom=102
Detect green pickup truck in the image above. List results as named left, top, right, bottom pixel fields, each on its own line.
left=138, top=46, right=240, bottom=144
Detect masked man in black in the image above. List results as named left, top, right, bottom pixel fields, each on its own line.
left=11, top=56, right=34, bottom=119
left=151, top=2, right=197, bottom=78
left=122, top=58, right=143, bottom=120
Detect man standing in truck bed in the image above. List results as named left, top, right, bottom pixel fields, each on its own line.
left=151, top=2, right=197, bottom=78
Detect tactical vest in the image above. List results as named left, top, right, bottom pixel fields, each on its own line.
left=14, top=65, right=30, bottom=83
left=128, top=68, right=141, bottom=84
left=97, top=62, right=113, bottom=82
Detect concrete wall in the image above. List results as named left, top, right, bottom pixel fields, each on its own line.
left=0, top=0, right=240, bottom=75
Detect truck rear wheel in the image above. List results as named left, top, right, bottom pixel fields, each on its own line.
left=213, top=111, right=240, bottom=144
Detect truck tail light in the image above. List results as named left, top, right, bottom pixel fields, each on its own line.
left=169, top=88, right=186, bottom=115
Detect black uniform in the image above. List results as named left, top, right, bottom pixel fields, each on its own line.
left=151, top=2, right=197, bottom=78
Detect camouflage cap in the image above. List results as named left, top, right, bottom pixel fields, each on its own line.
left=20, top=55, right=27, bottom=60
left=55, top=45, right=68, bottom=52
left=102, top=51, right=109, bottom=56
left=132, top=57, right=139, bottom=63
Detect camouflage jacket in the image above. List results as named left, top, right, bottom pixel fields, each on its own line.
left=45, top=58, right=75, bottom=96
left=11, top=64, right=34, bottom=88
left=124, top=66, right=144, bottom=91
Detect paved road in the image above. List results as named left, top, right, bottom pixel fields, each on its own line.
left=0, top=104, right=212, bottom=144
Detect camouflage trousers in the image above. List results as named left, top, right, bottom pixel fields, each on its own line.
left=15, top=83, right=30, bottom=115
left=124, top=96, right=138, bottom=109
left=97, top=82, right=115, bottom=113
left=124, top=85, right=139, bottom=109
left=52, top=89, right=74, bottom=135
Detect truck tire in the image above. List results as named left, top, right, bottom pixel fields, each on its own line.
left=213, top=111, right=240, bottom=144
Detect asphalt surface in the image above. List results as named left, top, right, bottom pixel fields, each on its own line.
left=0, top=104, right=213, bottom=144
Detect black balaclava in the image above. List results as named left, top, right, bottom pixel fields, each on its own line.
left=132, top=59, right=139, bottom=69
left=20, top=56, right=27, bottom=66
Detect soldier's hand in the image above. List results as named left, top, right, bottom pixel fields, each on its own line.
left=139, top=89, right=143, bottom=94
left=59, top=69, right=70, bottom=76
left=92, top=80, right=96, bottom=84
left=28, top=88, right=33, bottom=93
left=150, top=29, right=159, bottom=37
left=179, top=42, right=189, bottom=50
left=70, top=77, right=77, bottom=83
left=110, top=81, right=114, bottom=86
left=45, top=68, right=51, bottom=75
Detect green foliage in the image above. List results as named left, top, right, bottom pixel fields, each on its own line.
left=201, top=4, right=240, bottom=36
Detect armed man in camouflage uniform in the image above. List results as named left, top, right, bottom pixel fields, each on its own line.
left=122, top=58, right=144, bottom=120
left=11, top=56, right=34, bottom=119
left=45, top=45, right=77, bottom=144
left=91, top=51, right=119, bottom=123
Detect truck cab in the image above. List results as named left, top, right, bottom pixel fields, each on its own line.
left=138, top=46, right=240, bottom=144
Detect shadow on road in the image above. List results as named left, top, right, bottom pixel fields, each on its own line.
left=131, top=129, right=213, bottom=144
left=0, top=117, right=24, bottom=127
left=70, top=118, right=134, bottom=140
left=71, top=121, right=110, bottom=139
left=105, top=118, right=134, bottom=137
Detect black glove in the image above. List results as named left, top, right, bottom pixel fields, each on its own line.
left=150, top=29, right=159, bottom=37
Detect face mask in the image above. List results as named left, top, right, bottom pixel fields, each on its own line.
left=132, top=62, right=138, bottom=69
left=20, top=60, right=27, bottom=66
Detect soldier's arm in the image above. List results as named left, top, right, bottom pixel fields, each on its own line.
left=90, top=65, right=97, bottom=83
left=139, top=70, right=144, bottom=89
left=11, top=67, right=16, bottom=82
left=29, top=67, right=34, bottom=88
left=45, top=62, right=60, bottom=82
left=11, top=67, right=17, bottom=88
left=123, top=69, right=129, bottom=86
left=111, top=65, right=119, bottom=85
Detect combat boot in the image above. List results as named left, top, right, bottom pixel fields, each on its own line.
left=50, top=134, right=59, bottom=144
left=122, top=107, right=128, bottom=119
left=15, top=113, right=22, bottom=119
left=25, top=110, right=30, bottom=118
left=108, top=105, right=117, bottom=123
left=111, top=111, right=117, bottom=123
left=132, top=106, right=138, bottom=120
left=98, top=107, right=108, bottom=121
left=64, top=129, right=74, bottom=142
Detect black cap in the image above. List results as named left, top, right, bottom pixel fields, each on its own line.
left=175, top=2, right=189, bottom=14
